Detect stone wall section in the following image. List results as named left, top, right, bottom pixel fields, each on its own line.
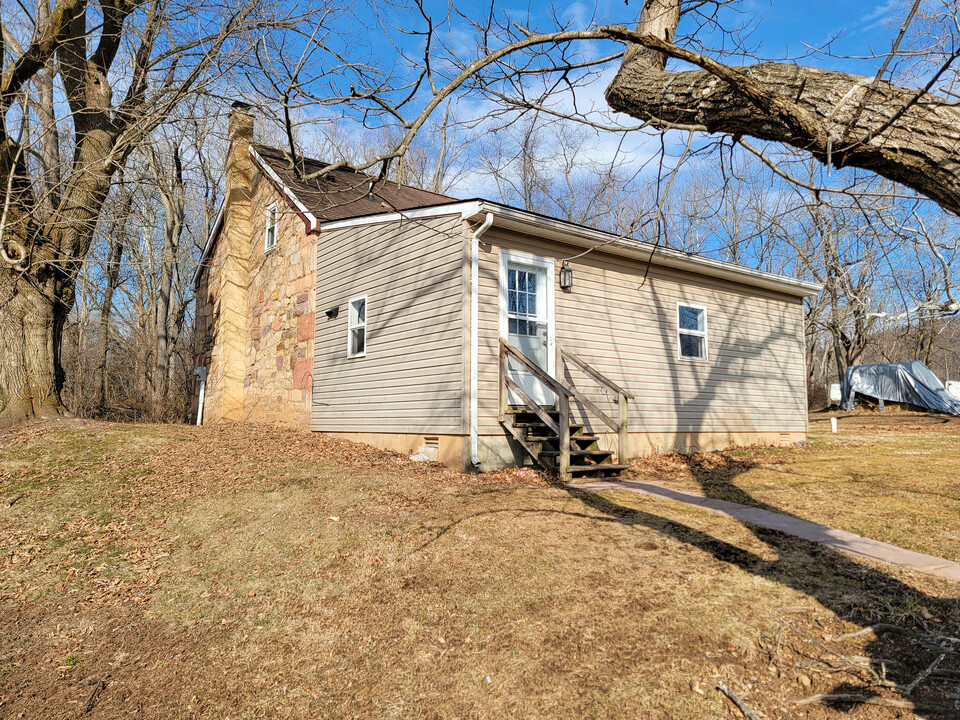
left=193, top=237, right=225, bottom=421
left=193, top=108, right=315, bottom=428
left=193, top=108, right=254, bottom=424
left=241, top=177, right=315, bottom=426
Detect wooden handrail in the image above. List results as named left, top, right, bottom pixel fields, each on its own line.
left=499, top=338, right=572, bottom=480
left=499, top=338, right=631, bottom=479
left=558, top=343, right=634, bottom=399
left=557, top=343, right=632, bottom=465
left=499, top=339, right=572, bottom=398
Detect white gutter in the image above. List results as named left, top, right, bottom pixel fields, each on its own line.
left=194, top=366, right=208, bottom=426
left=468, top=210, right=494, bottom=470
left=462, top=202, right=822, bottom=298
left=317, top=200, right=479, bottom=232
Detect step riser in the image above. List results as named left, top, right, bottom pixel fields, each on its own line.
left=502, top=416, right=627, bottom=482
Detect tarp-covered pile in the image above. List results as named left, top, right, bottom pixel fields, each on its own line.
left=841, top=361, right=960, bottom=416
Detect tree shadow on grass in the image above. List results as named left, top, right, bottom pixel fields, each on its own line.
left=561, top=469, right=960, bottom=717
left=558, top=291, right=960, bottom=716
left=418, top=473, right=959, bottom=716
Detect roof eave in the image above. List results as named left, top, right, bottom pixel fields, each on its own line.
left=249, top=146, right=320, bottom=233
left=463, top=202, right=821, bottom=298
left=191, top=200, right=225, bottom=289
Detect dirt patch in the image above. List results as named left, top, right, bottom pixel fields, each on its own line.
left=0, top=596, right=225, bottom=718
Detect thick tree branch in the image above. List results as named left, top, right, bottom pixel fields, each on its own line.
left=0, top=0, right=85, bottom=104
left=604, top=0, right=960, bottom=216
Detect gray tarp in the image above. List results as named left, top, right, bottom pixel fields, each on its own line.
left=841, top=361, right=960, bottom=416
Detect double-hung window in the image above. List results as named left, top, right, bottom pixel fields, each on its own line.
left=264, top=203, right=278, bottom=252
left=348, top=296, right=367, bottom=358
left=677, top=303, right=707, bottom=360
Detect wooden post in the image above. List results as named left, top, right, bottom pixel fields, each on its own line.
left=559, top=391, right=571, bottom=482
left=618, top=392, right=629, bottom=464
left=498, top=340, right=508, bottom=423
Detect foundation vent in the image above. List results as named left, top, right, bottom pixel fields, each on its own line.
left=414, top=436, right=440, bottom=462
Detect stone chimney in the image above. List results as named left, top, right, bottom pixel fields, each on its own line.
left=216, top=102, right=255, bottom=422
left=226, top=101, right=255, bottom=196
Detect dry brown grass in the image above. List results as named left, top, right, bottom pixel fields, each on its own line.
left=1, top=418, right=958, bottom=719
left=625, top=412, right=960, bottom=563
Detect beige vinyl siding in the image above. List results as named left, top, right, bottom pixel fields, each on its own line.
left=477, top=228, right=808, bottom=436
left=311, top=214, right=467, bottom=434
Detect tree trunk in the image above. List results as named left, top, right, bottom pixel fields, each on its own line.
left=0, top=125, right=115, bottom=426
left=0, top=272, right=69, bottom=424
left=154, top=209, right=183, bottom=408
left=95, top=236, right=124, bottom=413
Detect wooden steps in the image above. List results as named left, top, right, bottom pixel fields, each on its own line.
left=498, top=339, right=634, bottom=483
left=502, top=407, right=630, bottom=483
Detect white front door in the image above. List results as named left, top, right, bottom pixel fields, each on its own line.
left=500, top=250, right=555, bottom=406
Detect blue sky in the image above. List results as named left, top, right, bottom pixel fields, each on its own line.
left=421, top=0, right=905, bottom=69
left=729, top=0, right=903, bottom=69
left=280, top=0, right=918, bottom=198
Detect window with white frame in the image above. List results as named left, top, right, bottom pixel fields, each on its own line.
left=348, top=296, right=367, bottom=357
left=677, top=303, right=707, bottom=360
left=264, top=203, right=278, bottom=252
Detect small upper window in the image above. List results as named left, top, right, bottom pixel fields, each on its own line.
left=678, top=303, right=707, bottom=360
left=264, top=203, right=277, bottom=252
left=348, top=296, right=367, bottom=358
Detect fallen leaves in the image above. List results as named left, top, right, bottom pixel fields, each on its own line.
left=0, top=420, right=547, bottom=611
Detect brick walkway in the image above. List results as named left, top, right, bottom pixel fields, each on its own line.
left=579, top=479, right=960, bottom=582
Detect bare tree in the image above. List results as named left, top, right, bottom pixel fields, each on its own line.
left=93, top=179, right=133, bottom=414
left=0, top=0, right=308, bottom=425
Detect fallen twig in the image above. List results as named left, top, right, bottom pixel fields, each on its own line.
left=792, top=692, right=960, bottom=715
left=83, top=679, right=105, bottom=714
left=827, top=623, right=960, bottom=650
left=903, top=653, right=945, bottom=694
left=7, top=493, right=23, bottom=507
left=781, top=620, right=891, bottom=687
left=825, top=626, right=881, bottom=642
left=716, top=682, right=761, bottom=720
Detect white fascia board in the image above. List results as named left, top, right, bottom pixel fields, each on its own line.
left=191, top=199, right=225, bottom=289
left=316, top=201, right=480, bottom=232
left=463, top=202, right=822, bottom=298
left=249, top=146, right=319, bottom=232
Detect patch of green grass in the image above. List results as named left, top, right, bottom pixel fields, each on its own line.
left=60, top=653, right=80, bottom=667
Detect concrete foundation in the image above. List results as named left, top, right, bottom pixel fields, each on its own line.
left=324, top=432, right=470, bottom=469
left=322, top=429, right=806, bottom=472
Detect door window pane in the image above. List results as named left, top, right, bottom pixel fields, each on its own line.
left=507, top=268, right=538, bottom=320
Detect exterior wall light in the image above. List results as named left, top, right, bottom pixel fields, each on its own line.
left=559, top=263, right=573, bottom=290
